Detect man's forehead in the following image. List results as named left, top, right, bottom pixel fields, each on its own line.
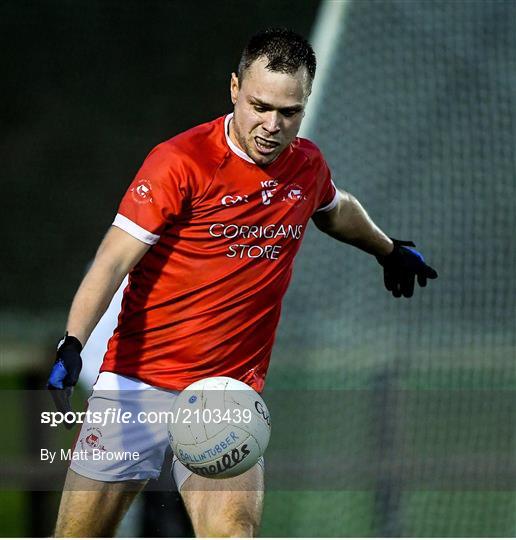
left=244, top=57, right=310, bottom=83
left=241, top=57, right=310, bottom=102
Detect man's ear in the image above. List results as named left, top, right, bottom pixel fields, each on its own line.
left=230, top=72, right=239, bottom=105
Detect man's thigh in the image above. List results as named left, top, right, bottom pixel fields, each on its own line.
left=180, top=463, right=264, bottom=538
left=54, top=468, right=146, bottom=537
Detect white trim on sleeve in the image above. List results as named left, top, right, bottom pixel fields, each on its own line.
left=112, top=213, right=160, bottom=245
left=315, top=180, right=341, bottom=213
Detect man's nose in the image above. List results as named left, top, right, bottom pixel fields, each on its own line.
left=262, top=111, right=281, bottom=134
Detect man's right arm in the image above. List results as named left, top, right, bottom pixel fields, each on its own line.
left=48, top=225, right=150, bottom=415
left=66, top=225, right=151, bottom=346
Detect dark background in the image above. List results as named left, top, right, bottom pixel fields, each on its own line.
left=2, top=0, right=319, bottom=320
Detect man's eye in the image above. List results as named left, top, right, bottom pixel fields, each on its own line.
left=282, top=110, right=296, bottom=118
left=254, top=106, right=267, bottom=113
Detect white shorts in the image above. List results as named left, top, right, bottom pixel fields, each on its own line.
left=70, top=372, right=193, bottom=490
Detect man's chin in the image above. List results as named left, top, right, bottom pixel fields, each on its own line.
left=253, top=155, right=276, bottom=166
left=249, top=147, right=282, bottom=166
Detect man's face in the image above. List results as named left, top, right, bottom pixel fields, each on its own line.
left=229, top=57, right=310, bottom=166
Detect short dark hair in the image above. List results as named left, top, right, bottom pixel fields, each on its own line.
left=237, top=28, right=316, bottom=85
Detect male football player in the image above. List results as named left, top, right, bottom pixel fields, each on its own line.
left=48, top=28, right=437, bottom=537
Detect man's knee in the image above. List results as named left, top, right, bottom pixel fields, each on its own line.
left=197, top=509, right=259, bottom=538
left=181, top=463, right=264, bottom=537
left=186, top=490, right=262, bottom=538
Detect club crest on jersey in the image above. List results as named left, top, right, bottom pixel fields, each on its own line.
left=131, top=179, right=153, bottom=204
left=261, top=179, right=279, bottom=206
left=221, top=194, right=249, bottom=206
left=282, top=183, right=307, bottom=206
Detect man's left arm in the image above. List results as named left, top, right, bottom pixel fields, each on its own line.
left=312, top=189, right=438, bottom=297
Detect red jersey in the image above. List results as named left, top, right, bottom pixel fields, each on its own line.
left=100, top=114, right=338, bottom=391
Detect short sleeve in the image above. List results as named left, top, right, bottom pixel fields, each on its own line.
left=314, top=154, right=340, bottom=214
left=113, top=143, right=190, bottom=245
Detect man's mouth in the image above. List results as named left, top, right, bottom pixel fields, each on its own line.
left=254, top=136, right=280, bottom=154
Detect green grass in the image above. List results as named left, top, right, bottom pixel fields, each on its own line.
left=0, top=492, right=25, bottom=536
left=261, top=491, right=376, bottom=537
left=260, top=490, right=516, bottom=537
left=401, top=491, right=516, bottom=537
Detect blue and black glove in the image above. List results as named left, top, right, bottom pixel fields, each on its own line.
left=47, top=333, right=83, bottom=426
left=376, top=239, right=438, bottom=298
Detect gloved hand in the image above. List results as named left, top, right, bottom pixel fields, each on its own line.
left=376, top=239, right=438, bottom=298
left=47, top=333, right=83, bottom=427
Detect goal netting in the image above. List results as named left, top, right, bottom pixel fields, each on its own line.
left=262, top=0, right=516, bottom=536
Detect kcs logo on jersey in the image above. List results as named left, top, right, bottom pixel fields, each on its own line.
left=261, top=179, right=279, bottom=206
left=131, top=179, right=153, bottom=204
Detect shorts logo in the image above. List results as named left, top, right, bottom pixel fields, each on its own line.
left=80, top=428, right=106, bottom=451
left=131, top=179, right=153, bottom=204
left=282, top=183, right=307, bottom=206
left=221, top=194, right=248, bottom=206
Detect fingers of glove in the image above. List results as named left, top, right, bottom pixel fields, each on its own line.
left=384, top=270, right=396, bottom=292
left=402, top=249, right=438, bottom=280
left=425, top=265, right=438, bottom=280
left=417, top=272, right=427, bottom=287
left=392, top=280, right=402, bottom=298
left=49, top=388, right=76, bottom=429
left=401, top=273, right=415, bottom=298
left=417, top=264, right=438, bottom=287
left=49, top=387, right=73, bottom=414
